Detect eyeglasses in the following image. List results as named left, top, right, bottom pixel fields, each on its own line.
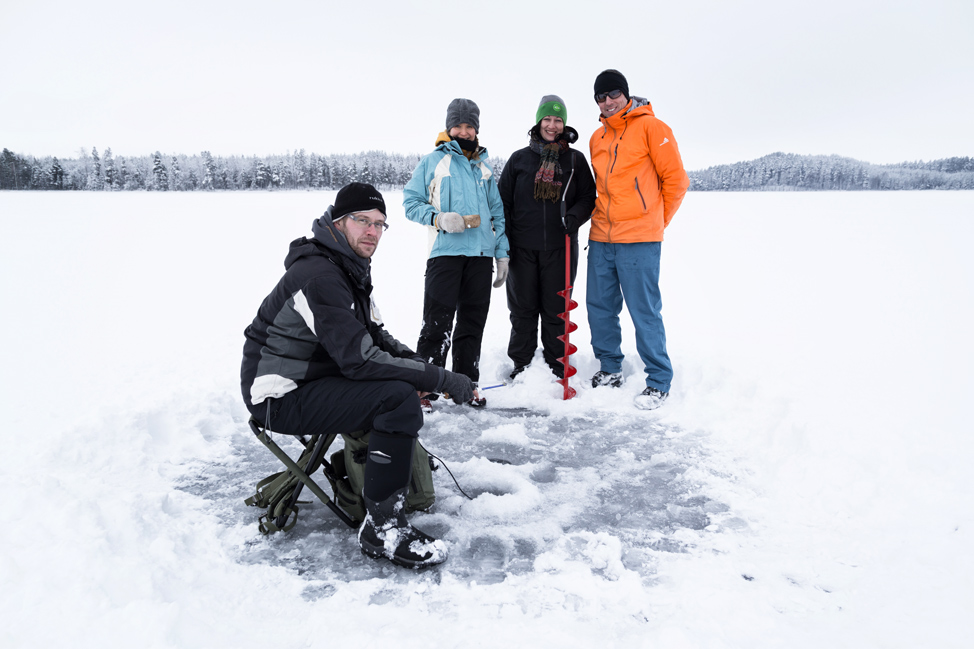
left=595, top=89, right=625, bottom=103
left=344, top=214, right=389, bottom=232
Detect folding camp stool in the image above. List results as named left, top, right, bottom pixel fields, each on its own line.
left=247, top=417, right=359, bottom=532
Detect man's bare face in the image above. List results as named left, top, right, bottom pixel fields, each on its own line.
left=335, top=209, right=385, bottom=259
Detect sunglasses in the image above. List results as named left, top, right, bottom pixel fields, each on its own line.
left=595, top=89, right=625, bottom=103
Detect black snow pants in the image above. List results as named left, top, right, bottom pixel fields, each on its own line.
left=505, top=242, right=578, bottom=377
left=416, top=255, right=493, bottom=384
left=248, top=377, right=423, bottom=500
left=249, top=377, right=424, bottom=440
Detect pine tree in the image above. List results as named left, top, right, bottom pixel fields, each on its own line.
left=118, top=156, right=129, bottom=189
left=132, top=166, right=145, bottom=190
left=201, top=151, right=216, bottom=190
left=48, top=157, right=64, bottom=189
left=169, top=156, right=180, bottom=191
left=30, top=160, right=45, bottom=189
left=324, top=158, right=334, bottom=188
left=104, top=148, right=116, bottom=190
left=294, top=149, right=308, bottom=188
left=360, top=160, right=374, bottom=186
left=152, top=152, right=168, bottom=191
left=89, top=147, right=104, bottom=190
left=0, top=148, right=20, bottom=189
left=250, top=157, right=273, bottom=189
left=309, top=154, right=321, bottom=189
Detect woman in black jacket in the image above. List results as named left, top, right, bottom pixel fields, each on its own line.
left=498, top=95, right=597, bottom=379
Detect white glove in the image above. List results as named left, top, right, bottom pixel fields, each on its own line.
left=435, top=212, right=465, bottom=233
left=492, top=257, right=509, bottom=288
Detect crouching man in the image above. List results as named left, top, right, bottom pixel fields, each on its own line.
left=240, top=182, right=473, bottom=568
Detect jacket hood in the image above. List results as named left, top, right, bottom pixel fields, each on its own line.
left=436, top=133, right=488, bottom=161
left=283, top=206, right=372, bottom=289
left=435, top=130, right=452, bottom=147
left=627, top=95, right=652, bottom=113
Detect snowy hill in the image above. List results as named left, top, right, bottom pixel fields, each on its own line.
left=1, top=190, right=972, bottom=648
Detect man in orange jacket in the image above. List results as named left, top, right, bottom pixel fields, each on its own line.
left=587, top=69, right=689, bottom=410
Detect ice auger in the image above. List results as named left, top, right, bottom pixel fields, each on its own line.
left=557, top=163, right=579, bottom=400
left=556, top=233, right=578, bottom=400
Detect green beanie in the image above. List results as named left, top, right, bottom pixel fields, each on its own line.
left=536, top=94, right=567, bottom=125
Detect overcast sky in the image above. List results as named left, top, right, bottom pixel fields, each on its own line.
left=2, top=0, right=971, bottom=169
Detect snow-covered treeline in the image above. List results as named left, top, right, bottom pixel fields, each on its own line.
left=0, top=147, right=491, bottom=192
left=4, top=147, right=973, bottom=192
left=689, top=152, right=974, bottom=191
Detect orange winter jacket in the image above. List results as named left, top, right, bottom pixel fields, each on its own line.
left=589, top=98, right=689, bottom=243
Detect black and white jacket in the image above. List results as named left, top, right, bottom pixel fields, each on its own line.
left=240, top=210, right=443, bottom=409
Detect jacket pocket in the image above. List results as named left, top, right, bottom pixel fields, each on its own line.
left=634, top=177, right=648, bottom=212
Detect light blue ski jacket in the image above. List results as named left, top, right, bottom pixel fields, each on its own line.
left=403, top=138, right=509, bottom=260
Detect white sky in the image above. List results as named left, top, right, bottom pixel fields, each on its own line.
left=1, top=0, right=972, bottom=169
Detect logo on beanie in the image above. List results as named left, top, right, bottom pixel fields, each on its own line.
left=554, top=104, right=563, bottom=113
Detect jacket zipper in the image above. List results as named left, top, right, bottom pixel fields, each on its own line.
left=542, top=199, right=547, bottom=250
left=603, top=131, right=618, bottom=243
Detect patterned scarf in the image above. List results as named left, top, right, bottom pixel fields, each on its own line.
left=530, top=132, right=570, bottom=202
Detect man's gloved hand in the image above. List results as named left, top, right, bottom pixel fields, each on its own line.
left=435, top=212, right=466, bottom=233
left=492, top=257, right=509, bottom=288
left=441, top=370, right=474, bottom=404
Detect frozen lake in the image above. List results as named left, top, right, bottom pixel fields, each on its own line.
left=1, top=190, right=972, bottom=648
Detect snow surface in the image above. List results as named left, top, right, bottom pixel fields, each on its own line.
left=2, top=190, right=972, bottom=648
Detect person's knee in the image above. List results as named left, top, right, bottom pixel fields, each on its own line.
left=372, top=381, right=423, bottom=437
left=381, top=380, right=418, bottom=407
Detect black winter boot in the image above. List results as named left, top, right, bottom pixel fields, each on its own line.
left=358, top=488, right=448, bottom=568
left=357, top=430, right=447, bottom=568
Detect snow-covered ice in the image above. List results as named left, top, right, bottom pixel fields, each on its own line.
left=1, top=190, right=972, bottom=648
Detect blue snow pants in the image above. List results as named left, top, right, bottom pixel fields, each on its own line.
left=586, top=240, right=672, bottom=392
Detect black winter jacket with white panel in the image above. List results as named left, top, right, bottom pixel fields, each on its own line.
left=240, top=211, right=444, bottom=410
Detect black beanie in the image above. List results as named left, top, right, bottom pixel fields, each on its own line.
left=332, top=182, right=386, bottom=220
left=445, top=98, right=480, bottom=132
left=593, top=69, right=629, bottom=100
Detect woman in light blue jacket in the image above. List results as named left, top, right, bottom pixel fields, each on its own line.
left=403, top=98, right=509, bottom=408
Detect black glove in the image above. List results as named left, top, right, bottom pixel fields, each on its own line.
left=441, top=371, right=474, bottom=404
left=563, top=214, right=578, bottom=235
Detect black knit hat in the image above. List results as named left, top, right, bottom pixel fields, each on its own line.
left=332, top=182, right=386, bottom=220
left=445, top=98, right=480, bottom=132
left=593, top=69, right=629, bottom=100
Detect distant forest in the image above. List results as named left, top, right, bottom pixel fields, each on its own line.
left=0, top=148, right=428, bottom=192
left=1, top=147, right=973, bottom=191
left=689, top=152, right=974, bottom=191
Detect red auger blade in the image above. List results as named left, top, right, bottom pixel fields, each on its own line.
left=557, top=317, right=579, bottom=333
left=557, top=234, right=577, bottom=401
left=556, top=341, right=578, bottom=356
